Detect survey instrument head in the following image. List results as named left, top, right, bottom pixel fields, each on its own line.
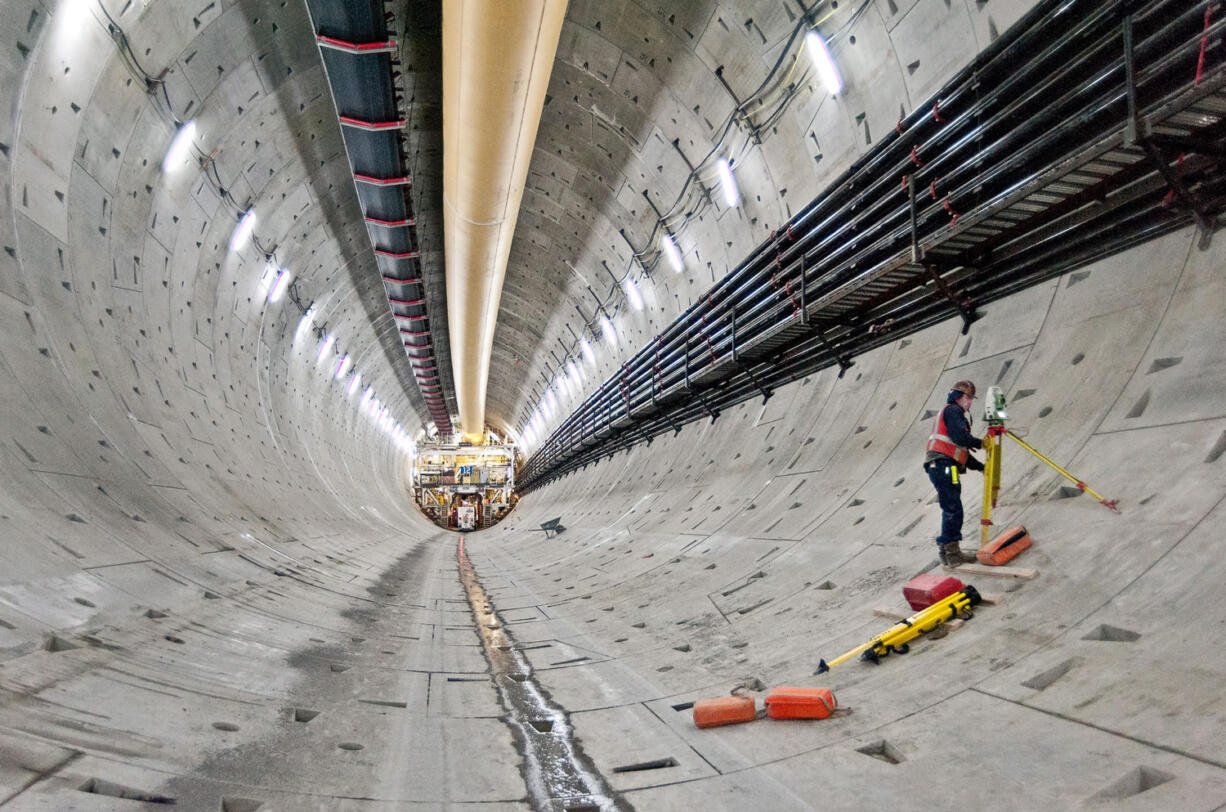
left=984, top=386, right=1008, bottom=426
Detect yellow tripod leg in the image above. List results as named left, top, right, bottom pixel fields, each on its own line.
left=980, top=433, right=996, bottom=547
left=1006, top=430, right=1120, bottom=512
left=991, top=437, right=1002, bottom=510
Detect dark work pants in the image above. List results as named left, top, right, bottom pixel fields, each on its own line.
left=926, top=460, right=963, bottom=546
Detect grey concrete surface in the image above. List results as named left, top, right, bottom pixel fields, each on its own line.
left=2, top=0, right=1225, bottom=809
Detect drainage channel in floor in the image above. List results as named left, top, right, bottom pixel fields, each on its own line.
left=458, top=536, right=628, bottom=812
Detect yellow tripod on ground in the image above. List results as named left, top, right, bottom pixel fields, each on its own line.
left=979, top=387, right=1120, bottom=546
left=815, top=586, right=981, bottom=674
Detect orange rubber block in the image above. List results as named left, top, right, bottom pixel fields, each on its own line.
left=692, top=695, right=757, bottom=728
left=978, top=525, right=1031, bottom=566
left=764, top=686, right=837, bottom=720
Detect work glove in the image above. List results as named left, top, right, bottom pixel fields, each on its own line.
left=965, top=454, right=985, bottom=472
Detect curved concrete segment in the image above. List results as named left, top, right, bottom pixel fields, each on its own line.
left=2, top=0, right=1226, bottom=810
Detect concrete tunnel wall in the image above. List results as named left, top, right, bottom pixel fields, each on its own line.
left=1, top=0, right=1226, bottom=809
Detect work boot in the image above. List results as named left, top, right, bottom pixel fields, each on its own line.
left=939, top=542, right=977, bottom=567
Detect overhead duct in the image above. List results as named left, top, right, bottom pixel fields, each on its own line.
left=443, top=0, right=567, bottom=443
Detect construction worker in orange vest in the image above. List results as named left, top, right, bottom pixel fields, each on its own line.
left=924, top=380, right=985, bottom=566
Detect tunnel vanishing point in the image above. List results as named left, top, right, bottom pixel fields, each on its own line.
left=1, top=0, right=1226, bottom=809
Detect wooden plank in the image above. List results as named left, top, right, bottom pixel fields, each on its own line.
left=872, top=593, right=1002, bottom=622
left=943, top=563, right=1039, bottom=579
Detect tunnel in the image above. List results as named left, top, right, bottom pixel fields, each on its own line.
left=1, top=0, right=1225, bottom=809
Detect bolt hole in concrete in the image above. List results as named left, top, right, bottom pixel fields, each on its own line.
left=1087, top=766, right=1173, bottom=802
left=212, top=721, right=240, bottom=731
left=220, top=798, right=265, bottom=812
left=293, top=708, right=320, bottom=722
left=1081, top=624, right=1141, bottom=642
left=1022, top=658, right=1079, bottom=690
left=45, top=634, right=80, bottom=652
left=856, top=739, right=904, bottom=764
left=78, top=778, right=175, bottom=804
left=337, top=742, right=364, bottom=751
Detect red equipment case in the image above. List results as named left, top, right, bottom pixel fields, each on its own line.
left=692, top=695, right=756, bottom=728
left=977, top=525, right=1031, bottom=566
left=903, top=573, right=965, bottom=611
left=764, top=686, right=837, bottom=720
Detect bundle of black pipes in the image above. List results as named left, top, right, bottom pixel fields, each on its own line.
left=519, top=0, right=1226, bottom=491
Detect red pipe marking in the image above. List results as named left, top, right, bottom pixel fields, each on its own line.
left=1196, top=5, right=1213, bottom=87
left=339, top=116, right=406, bottom=130
left=354, top=173, right=411, bottom=186
left=316, top=34, right=397, bottom=52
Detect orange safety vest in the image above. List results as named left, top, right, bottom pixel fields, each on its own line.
left=926, top=407, right=969, bottom=465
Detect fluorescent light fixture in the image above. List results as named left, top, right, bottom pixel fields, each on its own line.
left=162, top=120, right=197, bottom=172
left=360, top=386, right=373, bottom=408
left=600, top=315, right=617, bottom=346
left=556, top=375, right=569, bottom=400
left=805, top=30, right=843, bottom=95
left=546, top=389, right=557, bottom=417
left=295, top=304, right=316, bottom=343
left=268, top=268, right=292, bottom=303
left=581, top=337, right=595, bottom=365
left=568, top=359, right=582, bottom=387
left=318, top=333, right=335, bottom=361
left=229, top=209, right=257, bottom=253
left=347, top=372, right=361, bottom=396
left=335, top=354, right=352, bottom=380
left=661, top=232, right=683, bottom=272
left=717, top=158, right=739, bottom=208
left=623, top=276, right=644, bottom=311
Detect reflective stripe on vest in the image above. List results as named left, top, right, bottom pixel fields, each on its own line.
left=926, top=407, right=969, bottom=465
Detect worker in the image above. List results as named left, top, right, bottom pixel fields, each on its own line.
left=924, top=380, right=985, bottom=566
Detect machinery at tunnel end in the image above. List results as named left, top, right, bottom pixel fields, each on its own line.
left=411, top=429, right=520, bottom=530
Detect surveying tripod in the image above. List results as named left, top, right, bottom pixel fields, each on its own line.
left=979, top=387, right=1120, bottom=546
left=815, top=586, right=982, bottom=674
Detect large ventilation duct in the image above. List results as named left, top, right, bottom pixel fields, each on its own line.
left=443, top=0, right=567, bottom=443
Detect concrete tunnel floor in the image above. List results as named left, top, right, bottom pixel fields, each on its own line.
left=2, top=222, right=1225, bottom=810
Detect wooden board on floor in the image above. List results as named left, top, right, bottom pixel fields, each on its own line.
left=943, top=562, right=1039, bottom=579
left=873, top=593, right=1002, bottom=622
